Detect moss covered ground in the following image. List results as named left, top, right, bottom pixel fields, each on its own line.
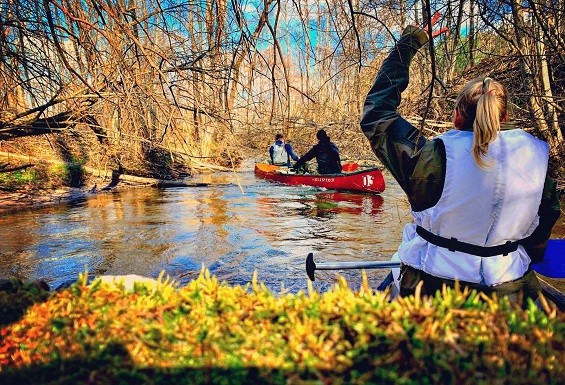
left=0, top=271, right=563, bottom=385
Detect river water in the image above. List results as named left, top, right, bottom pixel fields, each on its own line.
left=0, top=161, right=562, bottom=294
left=0, top=162, right=415, bottom=294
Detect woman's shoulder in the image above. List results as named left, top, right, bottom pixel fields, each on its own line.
left=436, top=129, right=473, bottom=140
left=501, top=129, right=550, bottom=151
left=501, top=128, right=545, bottom=141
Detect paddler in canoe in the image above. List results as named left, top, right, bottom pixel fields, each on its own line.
left=269, top=133, right=300, bottom=167
left=359, top=13, right=561, bottom=307
left=291, top=129, right=343, bottom=175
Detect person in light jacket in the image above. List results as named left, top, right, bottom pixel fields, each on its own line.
left=269, top=133, right=299, bottom=166
left=360, top=14, right=560, bottom=306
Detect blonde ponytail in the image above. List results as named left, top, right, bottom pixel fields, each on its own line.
left=454, top=76, right=508, bottom=168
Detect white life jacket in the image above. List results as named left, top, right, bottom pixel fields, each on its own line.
left=395, top=129, right=549, bottom=285
left=271, top=142, right=288, bottom=165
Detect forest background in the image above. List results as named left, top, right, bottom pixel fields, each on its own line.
left=0, top=0, right=563, bottom=188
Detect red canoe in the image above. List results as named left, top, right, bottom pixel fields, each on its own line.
left=254, top=163, right=386, bottom=194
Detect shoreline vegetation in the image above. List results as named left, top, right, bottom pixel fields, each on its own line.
left=0, top=271, right=563, bottom=385
left=0, top=151, right=224, bottom=215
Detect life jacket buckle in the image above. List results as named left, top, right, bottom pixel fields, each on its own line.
left=449, top=237, right=458, bottom=252
left=503, top=241, right=512, bottom=256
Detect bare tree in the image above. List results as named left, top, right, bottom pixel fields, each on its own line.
left=0, top=0, right=562, bottom=174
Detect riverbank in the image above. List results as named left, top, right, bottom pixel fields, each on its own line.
left=0, top=153, right=217, bottom=216
left=0, top=178, right=218, bottom=216
left=0, top=151, right=112, bottom=215
left=0, top=184, right=107, bottom=216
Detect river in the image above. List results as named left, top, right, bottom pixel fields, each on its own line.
left=0, top=161, right=562, bottom=294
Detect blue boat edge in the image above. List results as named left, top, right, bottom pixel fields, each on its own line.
left=531, top=239, right=565, bottom=279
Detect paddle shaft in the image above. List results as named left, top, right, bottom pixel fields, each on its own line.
left=307, top=239, right=565, bottom=280
left=306, top=252, right=400, bottom=281
left=305, top=244, right=565, bottom=309
left=313, top=261, right=400, bottom=270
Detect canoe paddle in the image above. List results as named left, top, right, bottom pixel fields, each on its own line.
left=306, top=252, right=400, bottom=281
left=342, top=163, right=359, bottom=172
left=306, top=239, right=565, bottom=281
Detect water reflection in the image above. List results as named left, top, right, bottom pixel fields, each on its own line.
left=0, top=167, right=416, bottom=293
left=311, top=192, right=384, bottom=217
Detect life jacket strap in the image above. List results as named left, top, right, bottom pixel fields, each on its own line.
left=415, top=226, right=519, bottom=257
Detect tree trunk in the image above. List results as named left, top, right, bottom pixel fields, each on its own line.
left=511, top=0, right=561, bottom=156
left=468, top=0, right=476, bottom=68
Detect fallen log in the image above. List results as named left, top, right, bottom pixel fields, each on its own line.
left=101, top=171, right=212, bottom=188
left=0, top=163, right=34, bottom=173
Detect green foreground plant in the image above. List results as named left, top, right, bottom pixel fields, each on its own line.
left=0, top=270, right=563, bottom=385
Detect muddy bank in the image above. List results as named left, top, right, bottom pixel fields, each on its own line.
left=0, top=180, right=112, bottom=216
left=0, top=173, right=216, bottom=216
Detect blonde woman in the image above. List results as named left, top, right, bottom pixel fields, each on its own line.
left=360, top=15, right=560, bottom=305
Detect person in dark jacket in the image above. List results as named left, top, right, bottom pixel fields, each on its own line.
left=292, top=130, right=342, bottom=174
left=269, top=133, right=299, bottom=166
left=359, top=13, right=560, bottom=306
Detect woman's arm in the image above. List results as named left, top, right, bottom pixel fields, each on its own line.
left=360, top=26, right=445, bottom=211
left=285, top=143, right=300, bottom=161
left=521, top=177, right=561, bottom=262
left=360, top=26, right=428, bottom=138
